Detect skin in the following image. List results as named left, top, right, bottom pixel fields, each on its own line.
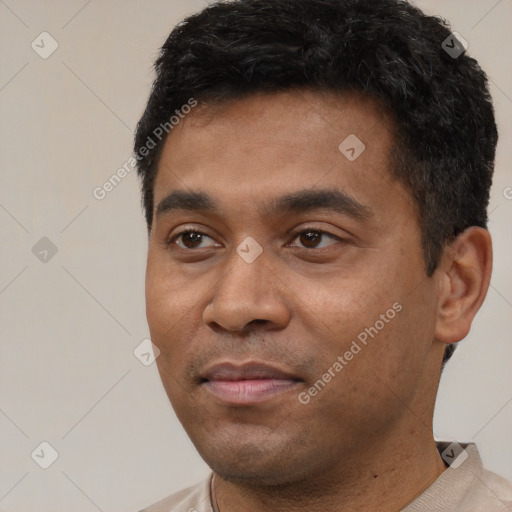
left=145, top=89, right=492, bottom=511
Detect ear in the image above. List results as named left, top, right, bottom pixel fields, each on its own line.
left=434, top=227, right=492, bottom=344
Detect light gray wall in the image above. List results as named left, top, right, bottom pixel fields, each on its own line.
left=0, top=1, right=510, bottom=511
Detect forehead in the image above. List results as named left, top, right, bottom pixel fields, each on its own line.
left=153, top=89, right=405, bottom=219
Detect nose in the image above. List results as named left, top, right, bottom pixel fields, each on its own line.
left=202, top=246, right=291, bottom=333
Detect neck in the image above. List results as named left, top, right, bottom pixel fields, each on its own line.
left=212, top=422, right=446, bottom=512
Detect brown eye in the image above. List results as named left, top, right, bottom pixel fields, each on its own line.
left=180, top=232, right=204, bottom=248
left=299, top=231, right=322, bottom=248
left=168, top=230, right=218, bottom=249
left=291, top=230, right=340, bottom=249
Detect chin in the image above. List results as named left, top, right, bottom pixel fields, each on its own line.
left=208, top=458, right=303, bottom=487
left=190, top=426, right=322, bottom=487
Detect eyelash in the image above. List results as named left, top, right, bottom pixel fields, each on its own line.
left=166, top=227, right=343, bottom=250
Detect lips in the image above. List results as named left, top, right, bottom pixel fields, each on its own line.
left=201, top=362, right=302, bottom=404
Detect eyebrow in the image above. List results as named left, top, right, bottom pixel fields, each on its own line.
left=155, top=189, right=372, bottom=221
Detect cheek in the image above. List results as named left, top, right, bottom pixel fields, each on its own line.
left=300, top=264, right=426, bottom=389
left=145, top=256, right=202, bottom=370
left=302, top=273, right=390, bottom=343
left=337, top=292, right=436, bottom=410
left=146, top=249, right=200, bottom=326
left=146, top=271, right=198, bottom=406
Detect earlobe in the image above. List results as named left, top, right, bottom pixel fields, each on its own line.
left=434, top=227, right=492, bottom=344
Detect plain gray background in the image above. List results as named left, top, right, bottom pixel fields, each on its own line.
left=0, top=1, right=511, bottom=511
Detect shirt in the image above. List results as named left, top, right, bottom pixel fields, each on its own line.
left=138, top=442, right=512, bottom=511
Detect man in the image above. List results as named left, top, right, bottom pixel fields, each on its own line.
left=133, top=0, right=512, bottom=510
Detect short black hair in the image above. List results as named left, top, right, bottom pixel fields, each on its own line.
left=134, top=0, right=498, bottom=364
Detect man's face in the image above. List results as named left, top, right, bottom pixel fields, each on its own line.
left=145, top=90, right=442, bottom=485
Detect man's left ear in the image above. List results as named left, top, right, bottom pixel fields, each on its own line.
left=434, top=226, right=493, bottom=344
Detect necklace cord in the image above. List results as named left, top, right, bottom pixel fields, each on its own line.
left=210, top=473, right=221, bottom=512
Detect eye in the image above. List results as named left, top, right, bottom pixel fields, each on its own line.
left=167, top=228, right=343, bottom=251
left=289, top=229, right=342, bottom=249
left=167, top=229, right=219, bottom=250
